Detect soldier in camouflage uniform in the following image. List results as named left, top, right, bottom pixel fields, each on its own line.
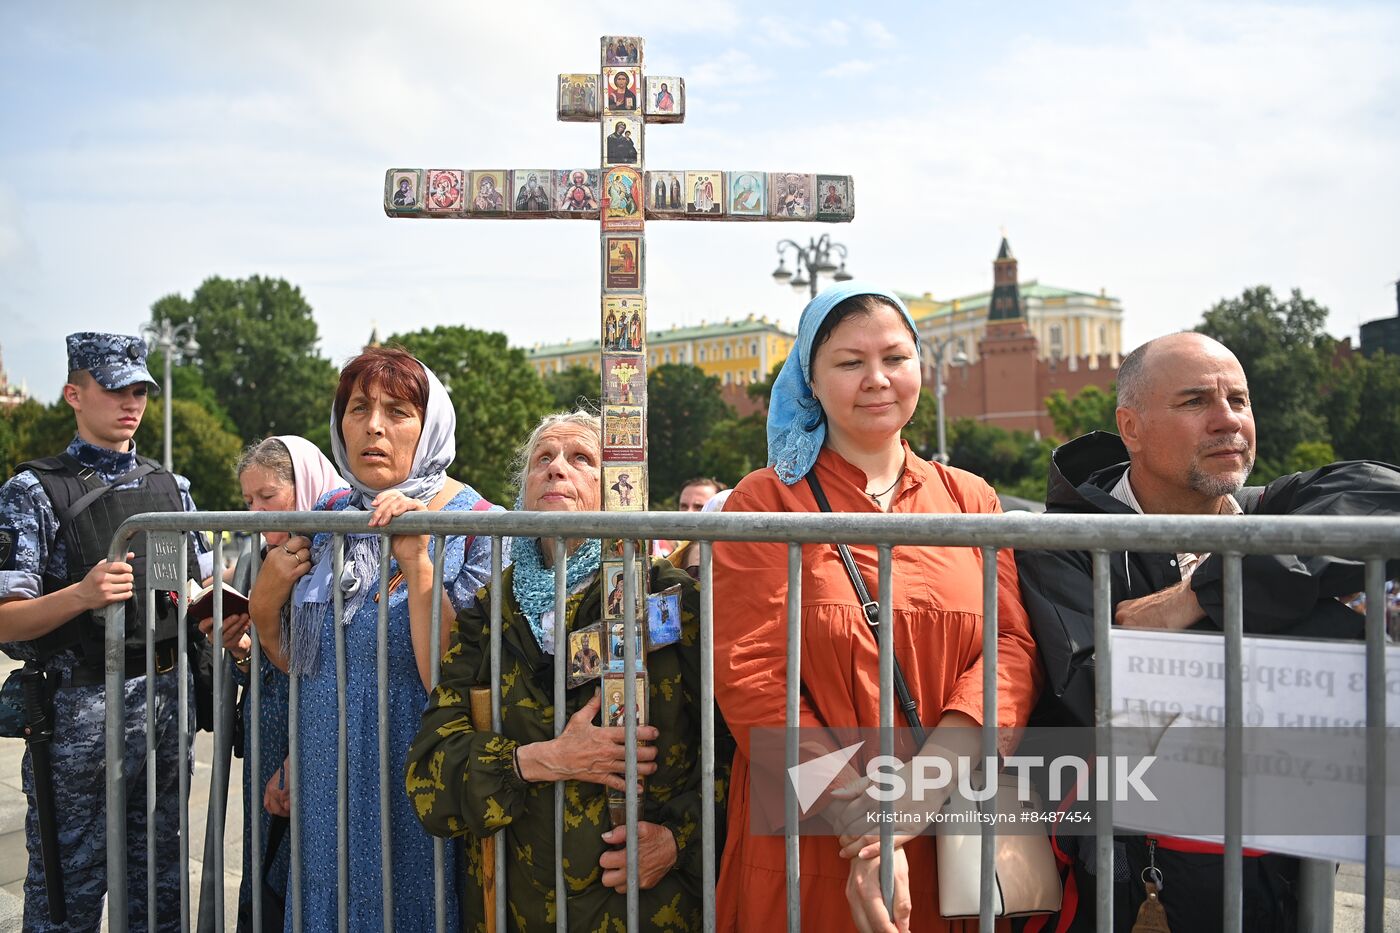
left=0, top=333, right=227, bottom=931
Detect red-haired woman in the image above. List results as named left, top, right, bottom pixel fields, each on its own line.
left=251, top=346, right=497, bottom=931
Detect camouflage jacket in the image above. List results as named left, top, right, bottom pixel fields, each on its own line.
left=406, top=558, right=728, bottom=932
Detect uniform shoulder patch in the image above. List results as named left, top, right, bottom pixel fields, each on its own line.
left=0, top=528, right=16, bottom=571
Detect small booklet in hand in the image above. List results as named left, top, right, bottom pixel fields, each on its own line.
left=185, top=581, right=249, bottom=625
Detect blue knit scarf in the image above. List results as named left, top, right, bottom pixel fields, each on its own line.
left=510, top=535, right=601, bottom=656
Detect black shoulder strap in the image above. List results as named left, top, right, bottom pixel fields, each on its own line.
left=55, top=457, right=158, bottom=528
left=804, top=472, right=927, bottom=744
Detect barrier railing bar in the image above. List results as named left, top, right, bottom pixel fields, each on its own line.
left=785, top=541, right=802, bottom=933
left=1223, top=553, right=1243, bottom=933
left=877, top=545, right=895, bottom=913
left=979, top=546, right=999, bottom=933
left=699, top=540, right=717, bottom=933
left=107, top=510, right=1400, bottom=558
left=429, top=534, right=447, bottom=933
left=145, top=579, right=157, bottom=932
left=288, top=590, right=303, bottom=933
left=623, top=538, right=641, bottom=931
left=249, top=544, right=264, bottom=933
left=1365, top=556, right=1387, bottom=933
left=377, top=536, right=395, bottom=932
left=553, top=536, right=568, bottom=933
left=178, top=542, right=191, bottom=932
left=105, top=584, right=128, bottom=929
left=333, top=534, right=348, bottom=933
left=1091, top=550, right=1112, bottom=933
left=212, top=533, right=227, bottom=931
left=490, top=536, right=507, bottom=933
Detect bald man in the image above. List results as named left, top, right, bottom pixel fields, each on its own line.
left=1016, top=332, right=1400, bottom=931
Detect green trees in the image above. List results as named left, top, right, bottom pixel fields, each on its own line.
left=1320, top=351, right=1400, bottom=466
left=0, top=399, right=75, bottom=477
left=390, top=325, right=553, bottom=505
left=149, top=276, right=339, bottom=442
left=543, top=364, right=601, bottom=412
left=646, top=364, right=733, bottom=504
left=1046, top=385, right=1118, bottom=439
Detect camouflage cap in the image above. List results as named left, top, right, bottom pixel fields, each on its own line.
left=65, top=332, right=161, bottom=393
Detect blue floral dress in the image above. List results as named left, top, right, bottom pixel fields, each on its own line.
left=289, top=486, right=495, bottom=931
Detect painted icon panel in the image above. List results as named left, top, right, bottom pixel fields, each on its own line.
left=603, top=296, right=645, bottom=351
left=603, top=67, right=641, bottom=113
left=510, top=170, right=553, bottom=213
left=727, top=171, right=765, bottom=217
left=557, top=73, right=599, bottom=122
left=768, top=172, right=815, bottom=219
left=685, top=171, right=724, bottom=216
left=646, top=171, right=685, bottom=213
left=603, top=672, right=648, bottom=734
left=604, top=237, right=643, bottom=292
left=601, top=167, right=644, bottom=231
left=602, top=35, right=642, bottom=65
left=602, top=353, right=646, bottom=406
left=644, top=76, right=684, bottom=121
left=566, top=623, right=603, bottom=687
left=384, top=169, right=422, bottom=214
left=556, top=168, right=600, bottom=214
left=601, top=559, right=645, bottom=622
left=603, top=404, right=645, bottom=461
left=603, top=465, right=646, bottom=512
left=816, top=174, right=854, bottom=220
left=602, top=117, right=642, bottom=167
left=468, top=170, right=509, bottom=213
left=423, top=169, right=465, bottom=214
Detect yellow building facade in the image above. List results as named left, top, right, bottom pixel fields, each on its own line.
left=527, top=314, right=795, bottom=388
left=904, top=280, right=1124, bottom=376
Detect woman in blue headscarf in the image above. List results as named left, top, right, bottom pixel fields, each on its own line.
left=250, top=345, right=498, bottom=932
left=712, top=283, right=1043, bottom=932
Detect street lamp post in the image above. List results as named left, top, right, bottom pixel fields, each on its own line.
left=141, top=319, right=199, bottom=471
left=928, top=335, right=968, bottom=465
left=771, top=234, right=853, bottom=299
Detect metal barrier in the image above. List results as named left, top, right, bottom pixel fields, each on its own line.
left=99, top=509, right=1400, bottom=933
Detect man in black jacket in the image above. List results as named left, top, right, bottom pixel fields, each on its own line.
left=1015, top=331, right=1400, bottom=931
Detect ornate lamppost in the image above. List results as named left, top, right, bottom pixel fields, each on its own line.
left=771, top=234, right=853, bottom=300
left=141, top=319, right=199, bottom=471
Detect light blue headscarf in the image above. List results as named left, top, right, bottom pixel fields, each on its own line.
left=767, top=282, right=920, bottom=485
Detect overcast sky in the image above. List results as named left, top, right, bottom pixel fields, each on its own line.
left=2, top=0, right=1397, bottom=402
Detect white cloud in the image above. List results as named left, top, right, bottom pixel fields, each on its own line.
left=861, top=20, right=897, bottom=47
left=687, top=50, right=773, bottom=88
left=822, top=59, right=876, bottom=78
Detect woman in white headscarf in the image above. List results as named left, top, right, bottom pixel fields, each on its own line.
left=202, top=435, right=344, bottom=929
left=250, top=346, right=498, bottom=932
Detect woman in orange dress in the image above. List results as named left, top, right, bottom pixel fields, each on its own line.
left=712, top=283, right=1043, bottom=932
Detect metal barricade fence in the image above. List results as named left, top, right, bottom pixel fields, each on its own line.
left=98, top=509, right=1400, bottom=933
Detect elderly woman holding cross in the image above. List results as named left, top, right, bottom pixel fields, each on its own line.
left=407, top=409, right=725, bottom=931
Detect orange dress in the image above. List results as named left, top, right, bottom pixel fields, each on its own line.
left=712, top=445, right=1043, bottom=932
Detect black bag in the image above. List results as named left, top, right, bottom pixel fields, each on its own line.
left=236, top=814, right=288, bottom=933
left=188, top=632, right=216, bottom=733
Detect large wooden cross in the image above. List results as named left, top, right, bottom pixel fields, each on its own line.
left=385, top=34, right=853, bottom=527
left=384, top=31, right=852, bottom=828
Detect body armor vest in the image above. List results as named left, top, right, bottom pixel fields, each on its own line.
left=17, top=453, right=196, bottom=665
